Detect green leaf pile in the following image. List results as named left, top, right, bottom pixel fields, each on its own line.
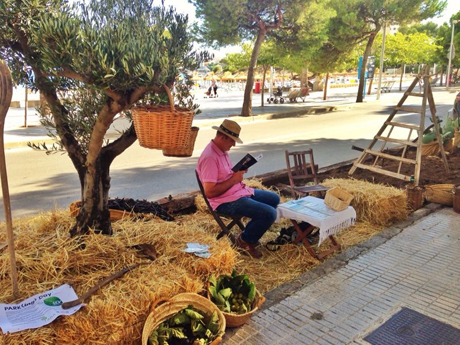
left=148, top=306, right=220, bottom=345
left=208, top=270, right=256, bottom=315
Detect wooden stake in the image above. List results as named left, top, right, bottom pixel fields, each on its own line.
left=0, top=60, right=19, bottom=298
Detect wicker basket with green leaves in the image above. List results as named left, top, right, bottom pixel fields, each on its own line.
left=142, top=293, right=225, bottom=345
left=207, top=270, right=265, bottom=328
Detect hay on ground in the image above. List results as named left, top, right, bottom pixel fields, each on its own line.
left=1, top=178, right=394, bottom=344
left=0, top=211, right=235, bottom=345
left=322, top=178, right=408, bottom=226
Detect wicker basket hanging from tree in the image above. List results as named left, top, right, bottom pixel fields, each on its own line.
left=162, top=126, right=199, bottom=157
left=132, top=85, right=194, bottom=150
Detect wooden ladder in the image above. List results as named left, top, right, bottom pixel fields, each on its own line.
left=348, top=70, right=449, bottom=185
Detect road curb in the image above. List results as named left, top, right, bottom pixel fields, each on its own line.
left=4, top=138, right=55, bottom=150
left=192, top=103, right=353, bottom=128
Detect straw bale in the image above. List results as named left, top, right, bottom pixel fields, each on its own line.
left=322, top=178, right=408, bottom=226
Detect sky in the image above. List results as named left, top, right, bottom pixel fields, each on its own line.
left=429, top=0, right=460, bottom=25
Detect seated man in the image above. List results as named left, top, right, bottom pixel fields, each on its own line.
left=196, top=119, right=280, bottom=259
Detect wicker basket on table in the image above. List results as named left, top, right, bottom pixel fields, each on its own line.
left=132, top=85, right=194, bottom=150
left=324, top=187, right=354, bottom=212
left=163, top=126, right=199, bottom=157
left=142, top=293, right=226, bottom=345
left=206, top=283, right=265, bottom=328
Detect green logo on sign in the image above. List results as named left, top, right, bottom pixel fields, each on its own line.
left=43, top=296, right=62, bottom=306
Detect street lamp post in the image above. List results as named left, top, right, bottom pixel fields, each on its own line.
left=446, top=19, right=458, bottom=90
left=376, top=22, right=387, bottom=100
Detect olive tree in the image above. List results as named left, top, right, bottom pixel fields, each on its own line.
left=0, top=0, right=203, bottom=236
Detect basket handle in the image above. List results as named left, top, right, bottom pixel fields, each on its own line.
left=162, top=84, right=175, bottom=113
left=149, top=296, right=170, bottom=313
left=255, top=295, right=266, bottom=309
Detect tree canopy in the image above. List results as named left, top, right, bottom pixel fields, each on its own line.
left=189, top=0, right=317, bottom=116
left=0, top=0, right=203, bottom=235
left=324, top=0, right=446, bottom=102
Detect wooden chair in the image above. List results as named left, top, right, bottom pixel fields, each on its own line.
left=285, top=149, right=329, bottom=199
left=195, top=171, right=245, bottom=242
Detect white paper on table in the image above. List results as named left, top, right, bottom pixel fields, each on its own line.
left=0, top=284, right=83, bottom=333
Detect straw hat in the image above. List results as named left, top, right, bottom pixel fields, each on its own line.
left=212, top=119, right=243, bottom=144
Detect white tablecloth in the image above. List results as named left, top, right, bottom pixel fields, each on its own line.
left=277, top=196, right=356, bottom=246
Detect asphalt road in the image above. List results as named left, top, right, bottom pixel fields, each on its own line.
left=2, top=85, right=458, bottom=219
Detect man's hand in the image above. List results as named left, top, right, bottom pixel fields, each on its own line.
left=232, top=170, right=246, bottom=183
left=203, top=170, right=247, bottom=199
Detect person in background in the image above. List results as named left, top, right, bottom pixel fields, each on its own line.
left=210, top=79, right=218, bottom=97
left=453, top=92, right=460, bottom=120
left=196, top=119, right=280, bottom=259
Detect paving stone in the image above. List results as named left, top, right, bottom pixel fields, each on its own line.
left=298, top=324, right=321, bottom=340
left=250, top=332, right=279, bottom=345
left=316, top=336, right=335, bottom=345
left=327, top=328, right=352, bottom=344
left=429, top=302, right=457, bottom=315
left=249, top=315, right=271, bottom=328
left=334, top=324, right=361, bottom=339
left=278, top=314, right=305, bottom=329
left=291, top=330, right=316, bottom=344
left=276, top=302, right=298, bottom=315
left=223, top=337, right=240, bottom=345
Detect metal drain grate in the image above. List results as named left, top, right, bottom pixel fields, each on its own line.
left=364, top=307, right=460, bottom=345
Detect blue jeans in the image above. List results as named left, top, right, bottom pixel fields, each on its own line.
left=216, top=189, right=280, bottom=244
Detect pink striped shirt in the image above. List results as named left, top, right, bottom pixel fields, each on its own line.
left=197, top=140, right=254, bottom=210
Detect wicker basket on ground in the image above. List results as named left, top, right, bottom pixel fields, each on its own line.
left=142, top=293, right=226, bottom=345
left=69, top=201, right=139, bottom=222
left=206, top=284, right=265, bottom=328
left=406, top=184, right=425, bottom=211
left=421, top=137, right=458, bottom=156
left=132, top=85, right=194, bottom=150
left=163, top=126, right=199, bottom=157
left=324, top=187, right=354, bottom=212
left=425, top=184, right=454, bottom=206
left=421, top=141, right=441, bottom=156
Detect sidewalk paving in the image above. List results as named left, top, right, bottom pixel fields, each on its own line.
left=223, top=204, right=460, bottom=344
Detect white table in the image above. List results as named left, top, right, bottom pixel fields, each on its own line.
left=277, top=196, right=356, bottom=259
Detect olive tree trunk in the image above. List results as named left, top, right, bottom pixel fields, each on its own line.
left=356, top=32, right=377, bottom=103
left=240, top=7, right=283, bottom=117
left=69, top=124, right=137, bottom=236
left=241, top=30, right=266, bottom=116
left=36, top=75, right=138, bottom=236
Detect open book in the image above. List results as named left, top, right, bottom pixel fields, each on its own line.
left=232, top=153, right=263, bottom=172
